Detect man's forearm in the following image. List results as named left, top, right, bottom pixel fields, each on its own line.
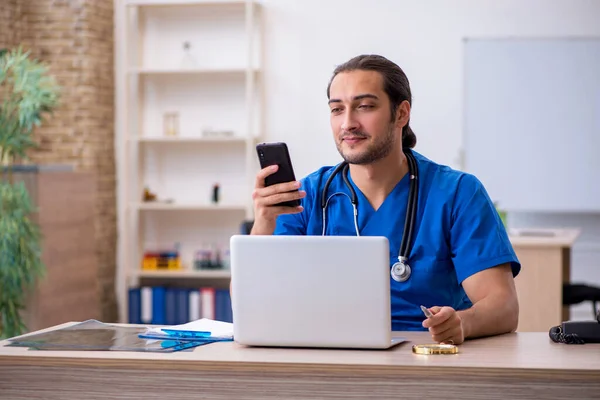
left=458, top=291, right=519, bottom=339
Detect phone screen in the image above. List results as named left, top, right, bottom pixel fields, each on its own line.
left=256, top=142, right=300, bottom=207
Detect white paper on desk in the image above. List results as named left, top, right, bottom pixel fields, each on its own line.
left=146, top=318, right=233, bottom=339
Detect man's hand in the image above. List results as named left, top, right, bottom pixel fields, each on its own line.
left=422, top=306, right=466, bottom=345
left=251, top=165, right=306, bottom=235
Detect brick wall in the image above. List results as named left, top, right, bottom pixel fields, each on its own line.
left=0, top=1, right=117, bottom=322
left=0, top=1, right=22, bottom=50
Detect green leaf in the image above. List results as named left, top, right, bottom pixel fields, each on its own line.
left=0, top=182, right=45, bottom=338
left=0, top=44, right=57, bottom=338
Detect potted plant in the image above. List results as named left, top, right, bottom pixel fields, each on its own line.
left=0, top=46, right=60, bottom=339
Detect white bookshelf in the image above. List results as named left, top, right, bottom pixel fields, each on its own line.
left=115, top=0, right=263, bottom=323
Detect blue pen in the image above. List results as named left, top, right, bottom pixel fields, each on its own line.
left=139, top=333, right=213, bottom=341
left=420, top=305, right=434, bottom=319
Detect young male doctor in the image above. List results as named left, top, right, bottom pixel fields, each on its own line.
left=250, top=54, right=521, bottom=345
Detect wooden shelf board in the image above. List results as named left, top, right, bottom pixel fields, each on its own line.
left=136, top=269, right=231, bottom=279
left=133, top=202, right=248, bottom=211
left=132, top=136, right=250, bottom=144
left=125, top=0, right=248, bottom=8
left=128, top=67, right=258, bottom=76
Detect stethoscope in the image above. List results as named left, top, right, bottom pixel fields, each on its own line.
left=320, top=150, right=419, bottom=283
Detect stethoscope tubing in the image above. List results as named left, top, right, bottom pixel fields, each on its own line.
left=400, top=151, right=418, bottom=259
left=320, top=150, right=418, bottom=265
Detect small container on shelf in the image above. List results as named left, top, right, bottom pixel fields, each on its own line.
left=163, top=112, right=179, bottom=137
left=193, top=247, right=214, bottom=270
left=142, top=243, right=181, bottom=270
left=212, top=245, right=223, bottom=269
left=143, top=186, right=157, bottom=202
left=212, top=183, right=220, bottom=204
left=221, top=248, right=231, bottom=270
left=193, top=243, right=227, bottom=270
left=180, top=41, right=197, bottom=69
left=142, top=251, right=181, bottom=270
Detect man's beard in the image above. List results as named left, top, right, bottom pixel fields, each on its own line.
left=336, top=125, right=396, bottom=165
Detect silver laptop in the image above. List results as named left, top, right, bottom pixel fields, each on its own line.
left=229, top=235, right=405, bottom=349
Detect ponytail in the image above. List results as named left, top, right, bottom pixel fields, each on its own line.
left=402, top=125, right=417, bottom=149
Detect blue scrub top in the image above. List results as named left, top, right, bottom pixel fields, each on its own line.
left=274, top=150, right=521, bottom=331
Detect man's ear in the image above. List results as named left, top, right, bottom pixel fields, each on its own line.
left=395, top=100, right=411, bottom=128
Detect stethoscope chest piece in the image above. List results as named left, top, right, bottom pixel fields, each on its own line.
left=391, top=258, right=411, bottom=282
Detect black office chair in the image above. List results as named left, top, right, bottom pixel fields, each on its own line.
left=240, top=220, right=254, bottom=235
left=563, top=283, right=600, bottom=319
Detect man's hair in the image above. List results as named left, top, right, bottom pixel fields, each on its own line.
left=326, top=54, right=417, bottom=149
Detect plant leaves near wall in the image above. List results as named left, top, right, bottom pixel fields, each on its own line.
left=0, top=181, right=44, bottom=338
left=0, top=45, right=60, bottom=339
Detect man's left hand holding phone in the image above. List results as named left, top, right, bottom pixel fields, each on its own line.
left=251, top=142, right=306, bottom=235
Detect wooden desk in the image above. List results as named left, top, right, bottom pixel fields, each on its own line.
left=1, top=322, right=599, bottom=400
left=510, top=229, right=581, bottom=332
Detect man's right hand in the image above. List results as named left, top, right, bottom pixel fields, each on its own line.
left=250, top=165, right=306, bottom=235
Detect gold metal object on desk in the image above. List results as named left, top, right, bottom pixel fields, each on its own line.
left=412, top=344, right=459, bottom=355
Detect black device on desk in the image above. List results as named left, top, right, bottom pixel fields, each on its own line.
left=256, top=142, right=300, bottom=207
left=549, top=309, right=600, bottom=344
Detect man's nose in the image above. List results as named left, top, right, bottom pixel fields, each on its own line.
left=341, top=111, right=359, bottom=132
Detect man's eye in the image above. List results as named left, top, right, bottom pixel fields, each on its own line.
left=358, top=104, right=374, bottom=109
left=330, top=108, right=342, bottom=114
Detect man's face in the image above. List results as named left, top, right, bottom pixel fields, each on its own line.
left=328, top=70, right=400, bottom=165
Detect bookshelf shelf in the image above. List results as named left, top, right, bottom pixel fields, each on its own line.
left=133, top=202, right=248, bottom=211
left=137, top=269, right=231, bottom=279
left=131, top=136, right=253, bottom=144
left=129, top=67, right=259, bottom=76
left=125, top=0, right=249, bottom=8
left=116, top=0, right=262, bottom=324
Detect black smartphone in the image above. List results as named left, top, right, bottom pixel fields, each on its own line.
left=256, top=142, right=301, bottom=207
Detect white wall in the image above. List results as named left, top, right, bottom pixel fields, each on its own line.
left=259, top=0, right=600, bottom=320
left=260, top=0, right=600, bottom=177
left=115, top=0, right=600, bottom=322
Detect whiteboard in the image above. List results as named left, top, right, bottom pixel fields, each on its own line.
left=463, top=38, right=600, bottom=212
